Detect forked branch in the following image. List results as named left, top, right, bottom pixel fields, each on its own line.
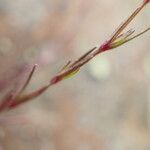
left=0, top=0, right=149, bottom=111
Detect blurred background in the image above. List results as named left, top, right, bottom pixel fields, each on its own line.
left=0, top=0, right=149, bottom=150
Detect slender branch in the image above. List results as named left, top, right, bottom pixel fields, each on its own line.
left=109, top=2, right=147, bottom=43
left=0, top=1, right=149, bottom=111
left=125, top=27, right=150, bottom=43
left=17, top=64, right=37, bottom=97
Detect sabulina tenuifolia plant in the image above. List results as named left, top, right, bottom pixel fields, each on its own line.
left=0, top=0, right=149, bottom=112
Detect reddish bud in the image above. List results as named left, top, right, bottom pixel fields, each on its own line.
left=99, top=41, right=111, bottom=51
left=50, top=76, right=61, bottom=85
left=144, top=0, right=149, bottom=4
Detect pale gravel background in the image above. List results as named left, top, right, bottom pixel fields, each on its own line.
left=0, top=0, right=149, bottom=150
